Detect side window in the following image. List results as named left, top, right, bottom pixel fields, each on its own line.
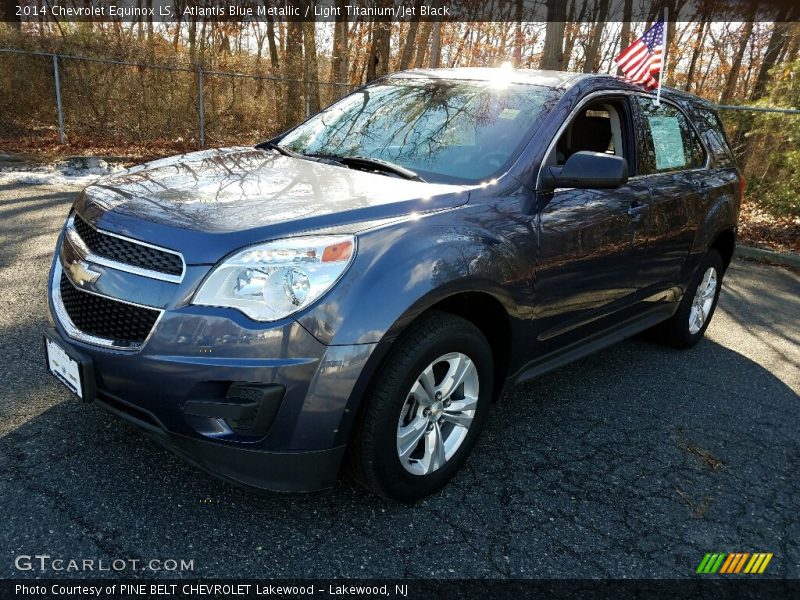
left=695, top=107, right=735, bottom=166
left=550, top=99, right=630, bottom=167
left=636, top=97, right=706, bottom=174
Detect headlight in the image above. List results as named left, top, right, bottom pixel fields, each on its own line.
left=193, top=235, right=355, bottom=321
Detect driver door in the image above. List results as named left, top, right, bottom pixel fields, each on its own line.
left=531, top=97, right=651, bottom=354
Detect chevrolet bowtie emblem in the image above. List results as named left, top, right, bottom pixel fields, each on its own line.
left=68, top=259, right=101, bottom=286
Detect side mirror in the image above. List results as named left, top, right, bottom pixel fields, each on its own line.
left=540, top=151, right=629, bottom=191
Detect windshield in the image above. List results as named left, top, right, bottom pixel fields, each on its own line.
left=278, top=78, right=562, bottom=184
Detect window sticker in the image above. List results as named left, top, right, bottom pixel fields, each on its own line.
left=647, top=115, right=687, bottom=170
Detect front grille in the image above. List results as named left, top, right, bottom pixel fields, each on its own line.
left=59, top=274, right=161, bottom=345
left=73, top=214, right=183, bottom=277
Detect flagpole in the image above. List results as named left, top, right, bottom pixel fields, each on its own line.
left=655, top=7, right=668, bottom=106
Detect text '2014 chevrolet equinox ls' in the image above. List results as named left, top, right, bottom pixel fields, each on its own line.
left=45, top=68, right=742, bottom=501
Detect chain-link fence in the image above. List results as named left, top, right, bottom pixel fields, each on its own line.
left=0, top=48, right=352, bottom=154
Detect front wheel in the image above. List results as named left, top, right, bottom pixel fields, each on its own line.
left=348, top=310, right=494, bottom=502
left=653, top=249, right=724, bottom=349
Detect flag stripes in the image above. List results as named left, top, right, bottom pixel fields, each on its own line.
left=613, top=18, right=665, bottom=90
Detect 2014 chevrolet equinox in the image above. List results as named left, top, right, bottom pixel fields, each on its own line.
left=45, top=69, right=741, bottom=501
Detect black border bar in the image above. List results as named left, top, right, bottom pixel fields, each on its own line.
left=4, top=579, right=800, bottom=600
left=2, top=0, right=800, bottom=24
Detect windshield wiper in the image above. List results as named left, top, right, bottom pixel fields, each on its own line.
left=263, top=143, right=346, bottom=167
left=305, top=153, right=424, bottom=182
left=262, top=141, right=302, bottom=159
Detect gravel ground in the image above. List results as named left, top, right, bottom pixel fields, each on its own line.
left=1, top=182, right=798, bottom=579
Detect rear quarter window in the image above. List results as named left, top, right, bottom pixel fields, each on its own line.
left=693, top=107, right=736, bottom=167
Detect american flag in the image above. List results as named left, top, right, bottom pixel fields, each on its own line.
left=614, top=18, right=665, bottom=90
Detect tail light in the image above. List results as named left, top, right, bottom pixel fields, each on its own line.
left=739, top=176, right=746, bottom=204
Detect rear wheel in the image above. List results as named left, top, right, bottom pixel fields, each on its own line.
left=348, top=310, right=493, bottom=502
left=653, top=249, right=724, bottom=349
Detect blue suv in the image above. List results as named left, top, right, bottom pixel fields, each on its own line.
left=45, top=69, right=742, bottom=501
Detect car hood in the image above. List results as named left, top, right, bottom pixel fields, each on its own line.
left=75, top=147, right=468, bottom=264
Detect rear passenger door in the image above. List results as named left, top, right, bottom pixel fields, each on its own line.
left=633, top=97, right=709, bottom=293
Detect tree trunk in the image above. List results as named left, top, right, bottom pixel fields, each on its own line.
left=414, top=21, right=433, bottom=68
left=399, top=0, right=421, bottom=70
left=366, top=16, right=392, bottom=82
left=283, top=20, right=304, bottom=128
left=302, top=16, right=321, bottom=115
left=562, top=2, right=585, bottom=71
left=617, top=0, right=632, bottom=75
left=172, top=1, right=182, bottom=50
left=784, top=25, right=800, bottom=64
left=266, top=16, right=280, bottom=73
left=146, top=0, right=154, bottom=47
left=541, top=0, right=567, bottom=70
left=720, top=15, right=755, bottom=102
left=188, top=18, right=197, bottom=63
left=751, top=7, right=793, bottom=100
left=513, top=0, right=523, bottom=66
left=583, top=0, right=609, bottom=73
left=332, top=0, right=349, bottom=83
left=199, top=18, right=207, bottom=66
left=429, top=22, right=442, bottom=68
left=683, top=18, right=708, bottom=92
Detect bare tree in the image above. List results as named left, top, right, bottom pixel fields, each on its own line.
left=541, top=0, right=567, bottom=70
left=751, top=7, right=794, bottom=100
left=583, top=0, right=610, bottom=73
left=684, top=17, right=708, bottom=92
left=617, top=0, right=632, bottom=75
left=332, top=0, right=349, bottom=82
left=283, top=20, right=304, bottom=127
left=400, top=0, right=422, bottom=70
left=266, top=15, right=280, bottom=73
left=430, top=22, right=442, bottom=68
left=303, top=17, right=321, bottom=114
left=414, top=21, right=434, bottom=68
left=366, top=21, right=391, bottom=81
left=721, top=12, right=756, bottom=102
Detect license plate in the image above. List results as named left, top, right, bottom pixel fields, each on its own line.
left=44, top=330, right=95, bottom=401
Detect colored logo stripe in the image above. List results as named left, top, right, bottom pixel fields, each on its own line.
left=696, top=553, right=725, bottom=574
left=744, top=553, right=773, bottom=574
left=697, top=552, right=773, bottom=574
left=719, top=553, right=749, bottom=573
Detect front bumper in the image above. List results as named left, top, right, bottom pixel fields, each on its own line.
left=47, top=250, right=379, bottom=493
left=95, top=389, right=346, bottom=493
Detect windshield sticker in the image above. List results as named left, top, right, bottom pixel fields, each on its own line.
left=499, top=108, right=520, bottom=120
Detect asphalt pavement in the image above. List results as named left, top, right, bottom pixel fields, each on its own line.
left=1, top=181, right=798, bottom=579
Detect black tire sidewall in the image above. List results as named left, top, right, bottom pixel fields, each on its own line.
left=368, top=321, right=494, bottom=501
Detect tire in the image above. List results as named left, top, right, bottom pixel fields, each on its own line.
left=348, top=310, right=494, bottom=502
left=652, top=249, right=725, bottom=349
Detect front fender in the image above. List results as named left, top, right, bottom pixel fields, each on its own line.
left=294, top=209, right=522, bottom=346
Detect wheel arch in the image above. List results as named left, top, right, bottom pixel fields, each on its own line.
left=710, top=228, right=736, bottom=272
left=690, top=192, right=738, bottom=271
left=423, top=291, right=512, bottom=403
left=339, top=287, right=515, bottom=451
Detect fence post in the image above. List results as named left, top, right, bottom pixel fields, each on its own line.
left=197, top=65, right=205, bottom=148
left=52, top=54, right=65, bottom=145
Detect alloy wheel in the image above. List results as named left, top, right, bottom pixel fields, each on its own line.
left=689, top=266, right=718, bottom=335
left=396, top=352, right=479, bottom=476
